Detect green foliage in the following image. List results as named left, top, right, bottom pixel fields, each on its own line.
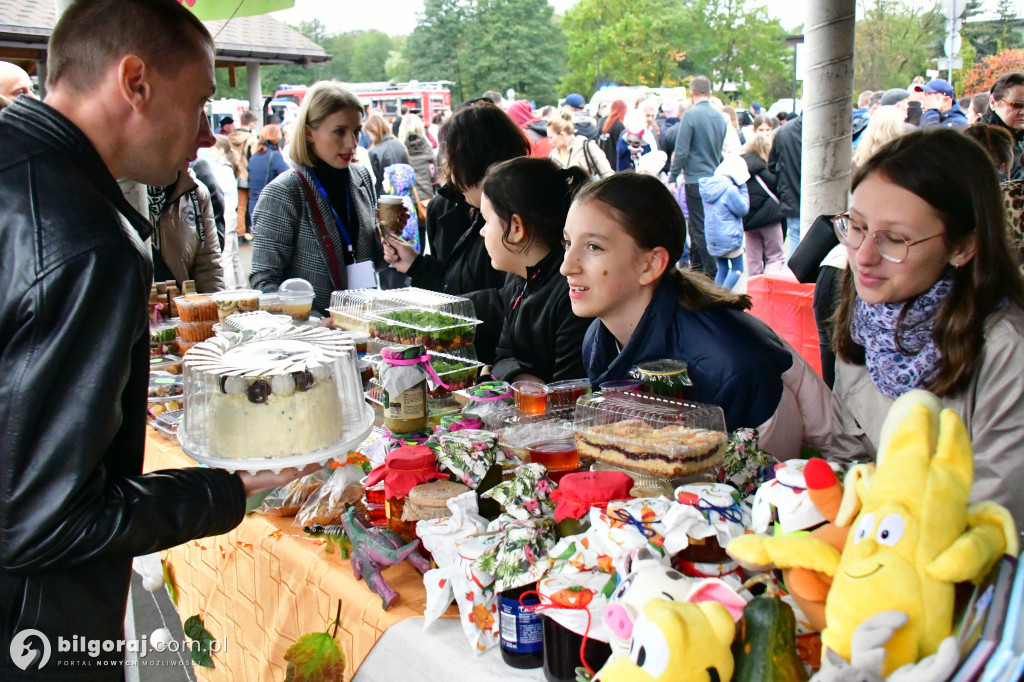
left=183, top=615, right=216, bottom=668
left=404, top=0, right=566, bottom=104
left=854, top=0, right=944, bottom=92
left=351, top=30, right=394, bottom=82
left=964, top=0, right=1024, bottom=59
left=284, top=631, right=346, bottom=682
left=560, top=0, right=790, bottom=104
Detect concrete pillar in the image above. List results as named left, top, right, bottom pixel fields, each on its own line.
left=800, top=0, right=856, bottom=233
left=246, top=63, right=263, bottom=129
left=35, top=59, right=47, bottom=98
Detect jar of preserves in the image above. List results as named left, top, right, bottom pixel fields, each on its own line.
left=629, top=359, right=692, bottom=399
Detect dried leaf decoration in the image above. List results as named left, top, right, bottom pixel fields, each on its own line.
left=285, top=600, right=346, bottom=682
left=183, top=615, right=216, bottom=668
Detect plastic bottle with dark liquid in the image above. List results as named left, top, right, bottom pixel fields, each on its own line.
left=498, top=583, right=544, bottom=669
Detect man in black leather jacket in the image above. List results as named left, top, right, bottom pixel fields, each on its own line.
left=0, top=2, right=311, bottom=678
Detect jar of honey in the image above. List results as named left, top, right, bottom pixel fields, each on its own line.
left=525, top=440, right=579, bottom=481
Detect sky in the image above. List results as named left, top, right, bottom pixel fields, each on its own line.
left=271, top=0, right=814, bottom=37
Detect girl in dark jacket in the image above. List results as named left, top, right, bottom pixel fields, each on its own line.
left=561, top=173, right=831, bottom=460
left=741, top=134, right=784, bottom=275
left=480, top=158, right=593, bottom=383
left=381, top=100, right=532, bottom=362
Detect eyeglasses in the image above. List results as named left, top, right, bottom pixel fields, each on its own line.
left=831, top=213, right=945, bottom=263
left=999, top=99, right=1024, bottom=111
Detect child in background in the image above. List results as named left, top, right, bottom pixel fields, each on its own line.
left=561, top=173, right=831, bottom=460
left=700, top=156, right=750, bottom=290
left=479, top=158, right=593, bottom=383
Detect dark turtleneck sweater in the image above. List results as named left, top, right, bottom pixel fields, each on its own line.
left=312, top=158, right=359, bottom=262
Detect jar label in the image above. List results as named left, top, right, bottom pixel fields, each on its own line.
left=383, top=384, right=426, bottom=419
left=498, top=594, right=542, bottom=654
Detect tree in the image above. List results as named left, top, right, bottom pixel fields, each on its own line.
left=964, top=0, right=1024, bottom=59
left=561, top=0, right=688, bottom=95
left=853, top=0, right=944, bottom=92
left=350, top=30, right=394, bottom=82
left=405, top=0, right=472, bottom=100
left=961, top=48, right=1024, bottom=96
left=676, top=0, right=792, bottom=104
left=461, top=0, right=566, bottom=105
left=404, top=0, right=566, bottom=105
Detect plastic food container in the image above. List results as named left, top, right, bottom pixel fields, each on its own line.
left=573, top=391, right=727, bottom=478
left=339, top=330, right=370, bottom=356
left=150, top=320, right=178, bottom=345
left=210, top=289, right=261, bottom=322
left=512, top=381, right=548, bottom=416
left=224, top=311, right=292, bottom=332
left=545, top=378, right=592, bottom=409
left=328, top=288, right=387, bottom=333
left=179, top=326, right=367, bottom=464
left=629, top=359, right=692, bottom=399
left=259, top=292, right=283, bottom=314
left=149, top=372, right=184, bottom=400
left=174, top=294, right=219, bottom=323
left=598, top=379, right=642, bottom=393
left=368, top=307, right=481, bottom=351
left=371, top=287, right=478, bottom=318
left=279, top=290, right=314, bottom=321
left=176, top=320, right=216, bottom=343
left=150, top=354, right=183, bottom=375
left=493, top=408, right=575, bottom=461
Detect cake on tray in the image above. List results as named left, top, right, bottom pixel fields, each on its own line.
left=181, top=326, right=362, bottom=460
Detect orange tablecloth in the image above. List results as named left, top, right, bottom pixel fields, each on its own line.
left=144, top=432, right=431, bottom=680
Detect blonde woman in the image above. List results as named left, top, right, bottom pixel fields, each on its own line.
left=851, top=105, right=914, bottom=173
left=250, top=81, right=387, bottom=312
left=547, top=117, right=614, bottom=179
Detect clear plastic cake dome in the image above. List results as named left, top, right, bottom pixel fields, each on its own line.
left=179, top=326, right=372, bottom=472
left=572, top=391, right=728, bottom=479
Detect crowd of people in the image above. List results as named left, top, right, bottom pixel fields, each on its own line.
left=3, top=0, right=1024, bottom=676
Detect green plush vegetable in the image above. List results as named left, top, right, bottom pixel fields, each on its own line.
left=285, top=602, right=346, bottom=682
left=731, top=578, right=809, bottom=682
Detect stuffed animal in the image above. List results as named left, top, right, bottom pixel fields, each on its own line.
left=604, top=548, right=746, bottom=657
left=594, top=598, right=735, bottom=682
left=729, top=392, right=1018, bottom=675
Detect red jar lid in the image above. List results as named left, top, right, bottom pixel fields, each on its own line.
left=550, top=471, right=634, bottom=522
left=364, top=445, right=446, bottom=500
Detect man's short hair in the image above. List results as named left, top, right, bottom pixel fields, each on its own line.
left=400, top=105, right=409, bottom=115
left=858, top=90, right=873, bottom=108
left=240, top=110, right=258, bottom=126
left=481, top=90, right=503, bottom=106
left=48, top=0, right=212, bottom=93
left=971, top=92, right=990, bottom=116
left=868, top=91, right=883, bottom=108
left=690, top=76, right=712, bottom=97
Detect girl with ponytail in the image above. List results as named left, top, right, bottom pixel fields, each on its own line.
left=561, top=172, right=831, bottom=459
left=480, top=158, right=593, bottom=382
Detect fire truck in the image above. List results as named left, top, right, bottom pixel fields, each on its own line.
left=274, top=81, right=453, bottom=122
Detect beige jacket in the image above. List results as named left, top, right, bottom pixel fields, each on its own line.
left=549, top=135, right=614, bottom=179
left=154, top=171, right=224, bottom=293
left=829, top=303, right=1024, bottom=530
left=228, top=127, right=257, bottom=183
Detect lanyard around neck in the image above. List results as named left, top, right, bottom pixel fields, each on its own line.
left=306, top=166, right=353, bottom=252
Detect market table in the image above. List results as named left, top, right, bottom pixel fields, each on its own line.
left=143, top=431, right=434, bottom=680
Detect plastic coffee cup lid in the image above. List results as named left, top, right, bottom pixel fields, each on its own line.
left=379, top=196, right=404, bottom=205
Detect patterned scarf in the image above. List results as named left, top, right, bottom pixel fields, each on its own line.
left=850, top=273, right=954, bottom=398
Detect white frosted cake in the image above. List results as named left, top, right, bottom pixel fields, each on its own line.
left=181, top=327, right=361, bottom=460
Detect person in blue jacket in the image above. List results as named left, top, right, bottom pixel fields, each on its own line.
left=247, top=123, right=290, bottom=224
left=700, top=156, right=750, bottom=290
left=560, top=172, right=832, bottom=460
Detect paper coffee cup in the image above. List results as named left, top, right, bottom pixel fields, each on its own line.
left=378, top=196, right=404, bottom=236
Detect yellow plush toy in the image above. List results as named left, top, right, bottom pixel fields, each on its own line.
left=729, top=392, right=1018, bottom=677
left=593, top=599, right=734, bottom=682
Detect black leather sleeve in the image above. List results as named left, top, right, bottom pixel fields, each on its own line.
left=0, top=245, right=245, bottom=574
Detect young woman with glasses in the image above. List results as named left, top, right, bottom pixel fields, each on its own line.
left=830, top=128, right=1024, bottom=529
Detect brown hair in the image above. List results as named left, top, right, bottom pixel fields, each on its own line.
left=990, top=72, right=1024, bottom=101
left=964, top=123, right=1014, bottom=174
left=290, top=81, right=363, bottom=167
left=256, top=123, right=283, bottom=154
left=690, top=76, right=712, bottom=97
left=213, top=135, right=238, bottom=177
left=833, top=128, right=1024, bottom=396
left=364, top=114, right=393, bottom=143
left=573, top=173, right=751, bottom=311
left=743, top=133, right=773, bottom=163
left=482, top=158, right=589, bottom=252
left=439, top=100, right=531, bottom=193
left=47, top=0, right=212, bottom=92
